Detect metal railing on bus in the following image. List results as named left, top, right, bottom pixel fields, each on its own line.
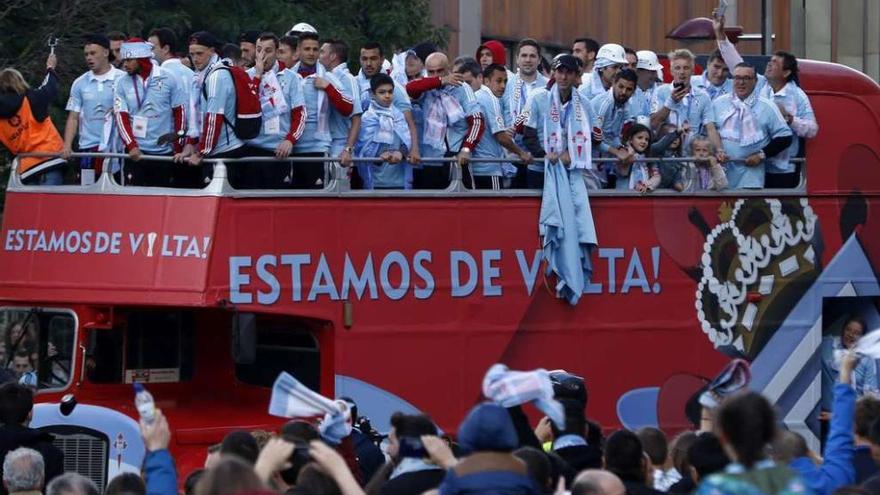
left=10, top=152, right=807, bottom=198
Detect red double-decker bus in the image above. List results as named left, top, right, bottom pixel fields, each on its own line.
left=0, top=56, right=877, bottom=488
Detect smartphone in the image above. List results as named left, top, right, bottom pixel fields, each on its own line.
left=673, top=81, right=685, bottom=90
left=398, top=436, right=428, bottom=458
left=715, top=0, right=729, bottom=20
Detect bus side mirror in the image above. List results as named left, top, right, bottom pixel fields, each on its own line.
left=232, top=313, right=257, bottom=365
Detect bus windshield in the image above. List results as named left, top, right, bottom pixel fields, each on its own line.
left=0, top=308, right=76, bottom=391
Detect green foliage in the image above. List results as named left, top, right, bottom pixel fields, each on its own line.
left=0, top=0, right=446, bottom=213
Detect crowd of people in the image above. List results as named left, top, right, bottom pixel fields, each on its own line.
left=0, top=351, right=880, bottom=495
left=0, top=12, right=817, bottom=192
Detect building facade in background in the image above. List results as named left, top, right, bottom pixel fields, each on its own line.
left=431, top=0, right=879, bottom=82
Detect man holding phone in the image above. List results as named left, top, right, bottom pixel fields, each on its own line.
left=649, top=49, right=726, bottom=163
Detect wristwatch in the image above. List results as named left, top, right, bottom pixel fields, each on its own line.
left=460, top=146, right=471, bottom=154
left=757, top=150, right=766, bottom=160
left=343, top=146, right=353, bottom=154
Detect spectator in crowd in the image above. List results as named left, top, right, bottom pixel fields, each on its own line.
left=337, top=398, right=384, bottom=488
left=687, top=433, right=729, bottom=486
left=666, top=432, right=698, bottom=494
left=290, top=31, right=354, bottom=188
left=196, top=457, right=265, bottom=495
left=0, top=53, right=65, bottom=185
left=632, top=50, right=663, bottom=117
left=61, top=34, right=125, bottom=183
left=148, top=27, right=194, bottom=95
left=2, top=448, right=43, bottom=495
left=822, top=317, right=878, bottom=427
left=278, top=35, right=299, bottom=69
left=45, top=473, right=98, bottom=495
left=650, top=48, right=724, bottom=157
left=861, top=419, right=880, bottom=494
left=470, top=63, right=532, bottom=189
left=513, top=447, right=555, bottom=493
left=695, top=392, right=809, bottom=495
left=354, top=73, right=413, bottom=190
left=712, top=61, right=792, bottom=189
left=140, top=410, right=177, bottom=495
left=219, top=430, right=260, bottom=465
left=476, top=40, right=507, bottom=70
left=581, top=43, right=628, bottom=101
left=550, top=399, right=602, bottom=485
left=637, top=427, right=680, bottom=491
left=773, top=351, right=855, bottom=495
left=0, top=383, right=63, bottom=495
left=572, top=470, right=627, bottom=495
left=246, top=32, right=307, bottom=188
left=572, top=38, right=600, bottom=76
left=405, top=52, right=484, bottom=189
left=690, top=50, right=732, bottom=101
left=603, top=430, right=663, bottom=495
left=114, top=38, right=188, bottom=187
left=364, top=412, right=446, bottom=495
left=319, top=39, right=363, bottom=168
left=437, top=402, right=541, bottom=494
left=104, top=473, right=145, bottom=495
left=238, top=31, right=260, bottom=69
left=854, top=397, right=880, bottom=483
left=107, top=31, right=127, bottom=68
left=523, top=55, right=594, bottom=189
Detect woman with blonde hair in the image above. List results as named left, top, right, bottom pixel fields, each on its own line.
left=0, top=53, right=66, bottom=185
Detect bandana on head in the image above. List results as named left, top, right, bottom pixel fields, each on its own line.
left=120, top=40, right=153, bottom=60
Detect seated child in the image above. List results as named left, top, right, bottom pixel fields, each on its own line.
left=655, top=123, right=688, bottom=192
left=355, top=73, right=412, bottom=189
left=690, top=136, right=728, bottom=191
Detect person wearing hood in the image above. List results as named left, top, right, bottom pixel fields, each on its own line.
left=0, top=383, right=63, bottom=495
left=476, top=41, right=507, bottom=70
left=114, top=38, right=188, bottom=187
left=437, top=402, right=542, bottom=494
left=0, top=53, right=65, bottom=185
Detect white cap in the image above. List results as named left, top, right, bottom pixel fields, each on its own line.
left=595, top=43, right=628, bottom=66
left=636, top=50, right=662, bottom=71
left=288, top=22, right=317, bottom=35
left=636, top=49, right=664, bottom=80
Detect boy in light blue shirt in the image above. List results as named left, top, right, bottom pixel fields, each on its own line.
left=355, top=74, right=412, bottom=189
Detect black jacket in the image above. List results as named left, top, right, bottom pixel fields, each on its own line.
left=380, top=469, right=446, bottom=495
left=0, top=70, right=58, bottom=121
left=0, top=424, right=64, bottom=495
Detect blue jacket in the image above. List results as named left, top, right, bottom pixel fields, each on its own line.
left=788, top=383, right=855, bottom=495
left=144, top=449, right=178, bottom=495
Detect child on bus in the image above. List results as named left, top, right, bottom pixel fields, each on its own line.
left=689, top=136, right=728, bottom=191
left=616, top=122, right=682, bottom=193
left=655, top=123, right=688, bottom=192
left=355, top=73, right=413, bottom=190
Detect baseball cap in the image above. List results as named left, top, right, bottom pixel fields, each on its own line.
left=552, top=54, right=581, bottom=72
left=288, top=22, right=317, bottom=35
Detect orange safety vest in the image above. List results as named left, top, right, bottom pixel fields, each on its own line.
left=0, top=96, right=63, bottom=175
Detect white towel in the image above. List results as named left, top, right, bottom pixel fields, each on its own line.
left=482, top=364, right=565, bottom=428
left=544, top=83, right=592, bottom=170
